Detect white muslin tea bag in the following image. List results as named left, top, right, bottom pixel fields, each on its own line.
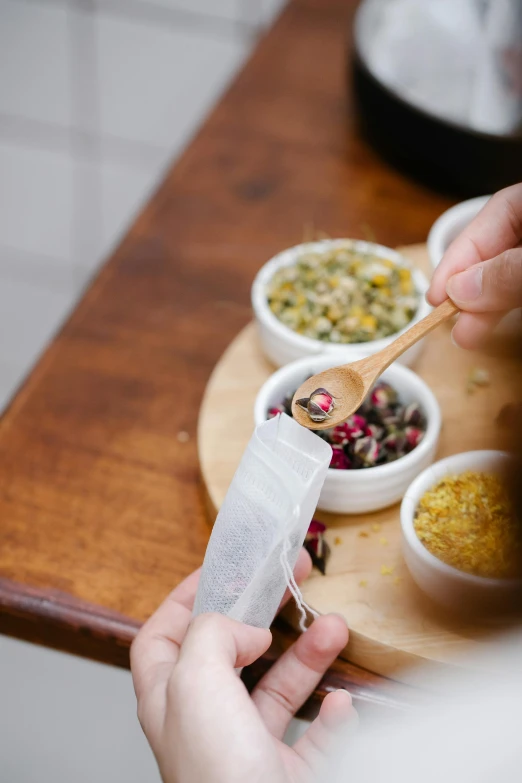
left=193, top=413, right=331, bottom=630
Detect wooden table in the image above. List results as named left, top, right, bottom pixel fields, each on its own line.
left=0, top=0, right=453, bottom=714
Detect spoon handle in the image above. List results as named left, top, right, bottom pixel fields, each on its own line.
left=356, top=298, right=459, bottom=382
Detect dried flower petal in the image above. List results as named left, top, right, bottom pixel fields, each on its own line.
left=331, top=414, right=366, bottom=444
left=371, top=382, right=398, bottom=409
left=308, top=519, right=327, bottom=535
left=307, top=399, right=330, bottom=422
left=330, top=446, right=352, bottom=470
left=353, top=436, right=380, bottom=467
left=366, top=422, right=384, bottom=440
left=401, top=402, right=426, bottom=428
left=381, top=431, right=406, bottom=454
left=309, top=387, right=335, bottom=413
left=266, top=246, right=419, bottom=344
left=305, top=518, right=330, bottom=575
left=414, top=472, right=520, bottom=578
left=404, top=426, right=424, bottom=451
left=270, top=379, right=426, bottom=468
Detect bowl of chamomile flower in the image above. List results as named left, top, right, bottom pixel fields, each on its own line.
left=251, top=239, right=430, bottom=367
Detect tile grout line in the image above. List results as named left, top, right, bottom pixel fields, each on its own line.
left=67, top=1, right=104, bottom=290
left=0, top=111, right=169, bottom=169
left=19, top=0, right=260, bottom=42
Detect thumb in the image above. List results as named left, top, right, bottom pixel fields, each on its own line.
left=446, top=248, right=522, bottom=313
left=179, top=613, right=272, bottom=670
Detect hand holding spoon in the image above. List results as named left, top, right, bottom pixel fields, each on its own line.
left=291, top=298, right=458, bottom=430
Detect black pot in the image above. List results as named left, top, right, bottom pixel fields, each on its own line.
left=351, top=46, right=522, bottom=198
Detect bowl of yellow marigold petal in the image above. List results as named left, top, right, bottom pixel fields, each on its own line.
left=252, top=239, right=430, bottom=367
left=401, top=451, right=522, bottom=612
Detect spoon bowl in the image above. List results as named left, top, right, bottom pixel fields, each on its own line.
left=291, top=366, right=366, bottom=430
left=292, top=298, right=458, bottom=429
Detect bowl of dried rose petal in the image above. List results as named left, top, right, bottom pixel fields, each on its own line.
left=401, top=451, right=522, bottom=612
left=254, top=354, right=441, bottom=514
left=252, top=239, right=430, bottom=367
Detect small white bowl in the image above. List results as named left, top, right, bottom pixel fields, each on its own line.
left=427, top=196, right=490, bottom=270
left=401, top=451, right=522, bottom=611
left=254, top=354, right=441, bottom=514
left=252, top=239, right=431, bottom=368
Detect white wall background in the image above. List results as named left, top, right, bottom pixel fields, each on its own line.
left=0, top=1, right=286, bottom=780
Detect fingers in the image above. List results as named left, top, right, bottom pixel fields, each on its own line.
left=251, top=614, right=349, bottom=740
left=428, top=184, right=522, bottom=306
left=292, top=689, right=357, bottom=775
left=132, top=548, right=311, bottom=705
left=131, top=568, right=202, bottom=702
left=178, top=613, right=272, bottom=670
left=450, top=312, right=503, bottom=350
left=447, top=248, right=522, bottom=313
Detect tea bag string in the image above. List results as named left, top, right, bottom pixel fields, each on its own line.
left=280, top=507, right=319, bottom=633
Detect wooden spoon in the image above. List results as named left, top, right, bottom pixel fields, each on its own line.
left=291, top=298, right=458, bottom=430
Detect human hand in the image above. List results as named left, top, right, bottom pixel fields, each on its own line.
left=427, top=183, right=522, bottom=349
left=131, top=549, right=355, bottom=783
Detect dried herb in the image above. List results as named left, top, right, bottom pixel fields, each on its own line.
left=296, top=387, right=335, bottom=423
left=414, top=472, right=521, bottom=579
left=466, top=367, right=490, bottom=394
left=267, top=245, right=419, bottom=343
left=305, top=519, right=330, bottom=575
left=268, top=380, right=427, bottom=469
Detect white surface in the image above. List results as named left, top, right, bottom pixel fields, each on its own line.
left=0, top=142, right=74, bottom=261
left=116, top=0, right=239, bottom=20
left=251, top=239, right=431, bottom=368
left=0, top=360, right=26, bottom=412
left=0, top=278, right=74, bottom=368
left=100, top=157, right=162, bottom=254
left=0, top=1, right=71, bottom=127
left=94, top=14, right=247, bottom=148
left=401, top=450, right=522, bottom=610
left=0, top=1, right=285, bottom=778
left=255, top=356, right=441, bottom=514
left=427, top=195, right=491, bottom=270
left=0, top=636, right=161, bottom=783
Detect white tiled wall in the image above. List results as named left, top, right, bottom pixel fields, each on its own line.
left=0, top=0, right=287, bottom=412
left=0, top=0, right=287, bottom=778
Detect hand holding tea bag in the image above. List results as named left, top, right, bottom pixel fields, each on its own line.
left=193, top=414, right=332, bottom=630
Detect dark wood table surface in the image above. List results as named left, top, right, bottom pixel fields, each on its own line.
left=0, top=0, right=453, bottom=714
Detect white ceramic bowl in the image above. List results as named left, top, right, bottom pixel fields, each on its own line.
left=252, top=239, right=431, bottom=368
left=427, top=195, right=490, bottom=270
left=254, top=354, right=441, bottom=514
left=401, top=450, right=522, bottom=611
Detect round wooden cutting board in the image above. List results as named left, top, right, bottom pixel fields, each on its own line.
left=198, top=245, right=517, bottom=684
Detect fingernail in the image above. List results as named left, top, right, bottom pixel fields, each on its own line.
left=447, top=266, right=483, bottom=302
left=450, top=327, right=459, bottom=348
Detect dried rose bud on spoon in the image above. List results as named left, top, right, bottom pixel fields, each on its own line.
left=295, top=388, right=336, bottom=422
left=292, top=298, right=458, bottom=430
